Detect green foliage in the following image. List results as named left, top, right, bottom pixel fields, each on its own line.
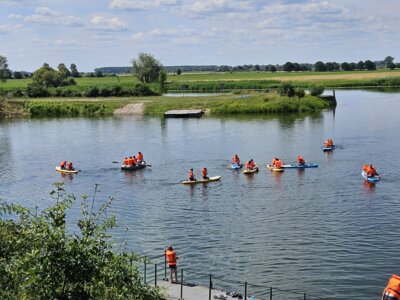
left=294, top=88, right=305, bottom=98
left=70, top=63, right=80, bottom=78
left=308, top=84, right=325, bottom=96
left=132, top=53, right=163, bottom=84
left=0, top=55, right=9, bottom=82
left=278, top=82, right=295, bottom=97
left=159, top=69, right=167, bottom=94
left=26, top=82, right=50, bottom=97
left=314, top=61, right=326, bottom=72
left=31, top=63, right=76, bottom=88
left=0, top=183, right=163, bottom=299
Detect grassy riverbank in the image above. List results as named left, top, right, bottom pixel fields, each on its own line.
left=1, top=70, right=400, bottom=98
left=4, top=92, right=335, bottom=117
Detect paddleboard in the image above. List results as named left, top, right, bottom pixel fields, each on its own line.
left=55, top=166, right=79, bottom=174
left=243, top=167, right=259, bottom=174
left=266, top=164, right=284, bottom=172
left=282, top=163, right=318, bottom=169
left=230, top=163, right=243, bottom=169
left=322, top=145, right=335, bottom=152
left=361, top=171, right=380, bottom=182
left=181, top=176, right=221, bottom=184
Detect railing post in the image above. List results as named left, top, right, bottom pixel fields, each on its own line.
left=244, top=282, right=247, bottom=300
left=164, top=251, right=167, bottom=280
left=304, top=292, right=306, bottom=300
left=144, top=261, right=147, bottom=284
left=270, top=287, right=272, bottom=300
left=209, top=274, right=212, bottom=300
left=155, top=264, right=157, bottom=287
left=180, top=268, right=183, bottom=300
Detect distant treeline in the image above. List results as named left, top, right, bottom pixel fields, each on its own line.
left=95, top=57, right=399, bottom=74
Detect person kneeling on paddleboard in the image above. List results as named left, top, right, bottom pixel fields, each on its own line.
left=202, top=167, right=209, bottom=180
left=67, top=161, right=73, bottom=170
left=188, top=168, right=196, bottom=181
left=60, top=160, right=67, bottom=170
left=246, top=160, right=253, bottom=170
left=272, top=158, right=282, bottom=168
left=367, top=164, right=378, bottom=177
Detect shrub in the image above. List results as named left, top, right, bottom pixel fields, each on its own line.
left=99, top=87, right=112, bottom=97
left=278, top=82, right=295, bottom=97
left=309, top=84, right=325, bottom=96
left=85, top=86, right=99, bottom=97
left=295, top=88, right=305, bottom=98
left=0, top=183, right=163, bottom=300
left=26, top=82, right=50, bottom=97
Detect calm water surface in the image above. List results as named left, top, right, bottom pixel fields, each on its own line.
left=0, top=90, right=399, bottom=299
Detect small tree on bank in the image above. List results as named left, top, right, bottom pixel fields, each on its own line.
left=0, top=55, right=9, bottom=83
left=0, top=183, right=163, bottom=300
left=309, top=84, right=325, bottom=96
left=132, top=52, right=163, bottom=84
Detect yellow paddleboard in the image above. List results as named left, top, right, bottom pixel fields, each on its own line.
left=266, top=164, right=284, bottom=172
left=181, top=176, right=221, bottom=184
left=55, top=166, right=79, bottom=174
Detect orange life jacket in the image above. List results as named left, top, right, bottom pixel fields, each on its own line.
left=202, top=168, right=207, bottom=177
left=272, top=159, right=278, bottom=166
left=127, top=158, right=134, bottom=165
left=325, top=140, right=333, bottom=147
left=166, top=250, right=177, bottom=266
left=137, top=153, right=143, bottom=161
left=368, top=167, right=377, bottom=176
left=123, top=158, right=129, bottom=165
left=67, top=162, right=73, bottom=170
left=363, top=164, right=370, bottom=172
left=132, top=157, right=137, bottom=164
left=251, top=161, right=256, bottom=168
left=383, top=274, right=400, bottom=299
left=275, top=161, right=282, bottom=168
left=297, top=157, right=305, bottom=165
left=246, top=162, right=252, bottom=169
left=60, top=160, right=67, bottom=168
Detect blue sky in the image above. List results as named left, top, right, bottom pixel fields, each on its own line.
left=0, top=0, right=399, bottom=71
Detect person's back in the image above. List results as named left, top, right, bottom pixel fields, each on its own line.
left=201, top=168, right=208, bottom=179
left=275, top=160, right=282, bottom=168
left=246, top=161, right=252, bottom=169
left=369, top=165, right=378, bottom=176
left=382, top=274, right=400, bottom=300
left=297, top=156, right=305, bottom=165
left=123, top=157, right=129, bottom=165
left=127, top=157, right=134, bottom=166
left=60, top=160, right=67, bottom=169
left=272, top=158, right=279, bottom=166
left=165, top=246, right=178, bottom=283
left=137, top=152, right=143, bottom=162
left=67, top=162, right=73, bottom=170
left=132, top=156, right=137, bottom=165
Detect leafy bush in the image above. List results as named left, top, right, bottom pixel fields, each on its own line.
left=26, top=82, right=50, bottom=97
left=295, top=88, right=305, bottom=98
left=309, top=84, right=325, bottom=96
left=85, top=86, right=100, bottom=97
left=0, top=183, right=163, bottom=300
left=278, top=82, right=295, bottom=97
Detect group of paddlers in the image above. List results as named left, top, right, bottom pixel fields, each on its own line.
left=188, top=167, right=209, bottom=181
left=363, top=164, right=379, bottom=177
left=122, top=152, right=144, bottom=166
left=59, top=160, right=74, bottom=170
left=324, top=139, right=334, bottom=148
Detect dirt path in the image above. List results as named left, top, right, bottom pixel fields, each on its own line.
left=113, top=102, right=147, bottom=115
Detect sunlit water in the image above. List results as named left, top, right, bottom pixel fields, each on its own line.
left=0, top=90, right=399, bottom=299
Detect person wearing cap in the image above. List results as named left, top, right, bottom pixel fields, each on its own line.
left=165, top=246, right=179, bottom=283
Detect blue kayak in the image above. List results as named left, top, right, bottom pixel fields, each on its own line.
left=282, top=163, right=318, bottom=169
left=322, top=145, right=335, bottom=152
left=230, top=163, right=243, bottom=169
left=361, top=171, right=380, bottom=182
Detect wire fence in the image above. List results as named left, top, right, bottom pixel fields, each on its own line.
left=132, top=252, right=326, bottom=300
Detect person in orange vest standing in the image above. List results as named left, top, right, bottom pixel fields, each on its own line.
left=137, top=151, right=144, bottom=163
left=165, top=246, right=179, bottom=283
left=382, top=274, right=400, bottom=300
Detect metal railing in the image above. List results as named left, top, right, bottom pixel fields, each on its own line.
left=134, top=253, right=325, bottom=300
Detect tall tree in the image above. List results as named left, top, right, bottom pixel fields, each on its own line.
left=70, top=63, right=80, bottom=78
left=0, top=55, right=9, bottom=82
left=132, top=52, right=162, bottom=84
left=365, top=60, right=376, bottom=70
left=58, top=63, right=71, bottom=78
left=384, top=56, right=394, bottom=67
left=158, top=69, right=167, bottom=94
left=357, top=61, right=365, bottom=70
left=314, top=61, right=326, bottom=72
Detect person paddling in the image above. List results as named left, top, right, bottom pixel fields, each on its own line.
left=272, top=157, right=282, bottom=169
left=324, top=139, right=334, bottom=148
left=188, top=168, right=196, bottom=181
left=297, top=155, right=305, bottom=166
left=201, top=167, right=209, bottom=180
left=232, top=154, right=241, bottom=165
left=137, top=151, right=144, bottom=163
left=67, top=161, right=73, bottom=170
left=246, top=160, right=253, bottom=170
left=60, top=160, right=67, bottom=170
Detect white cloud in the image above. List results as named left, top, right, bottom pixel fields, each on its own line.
left=24, top=7, right=82, bottom=26
left=51, top=39, right=84, bottom=47
left=109, top=0, right=178, bottom=10
left=90, top=15, right=128, bottom=31
left=0, top=23, right=23, bottom=34
left=132, top=27, right=196, bottom=40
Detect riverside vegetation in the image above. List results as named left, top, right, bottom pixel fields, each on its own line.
left=0, top=183, right=163, bottom=300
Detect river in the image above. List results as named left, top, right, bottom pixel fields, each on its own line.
left=0, top=90, right=399, bottom=299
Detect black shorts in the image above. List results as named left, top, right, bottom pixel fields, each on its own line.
left=169, top=265, right=177, bottom=269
